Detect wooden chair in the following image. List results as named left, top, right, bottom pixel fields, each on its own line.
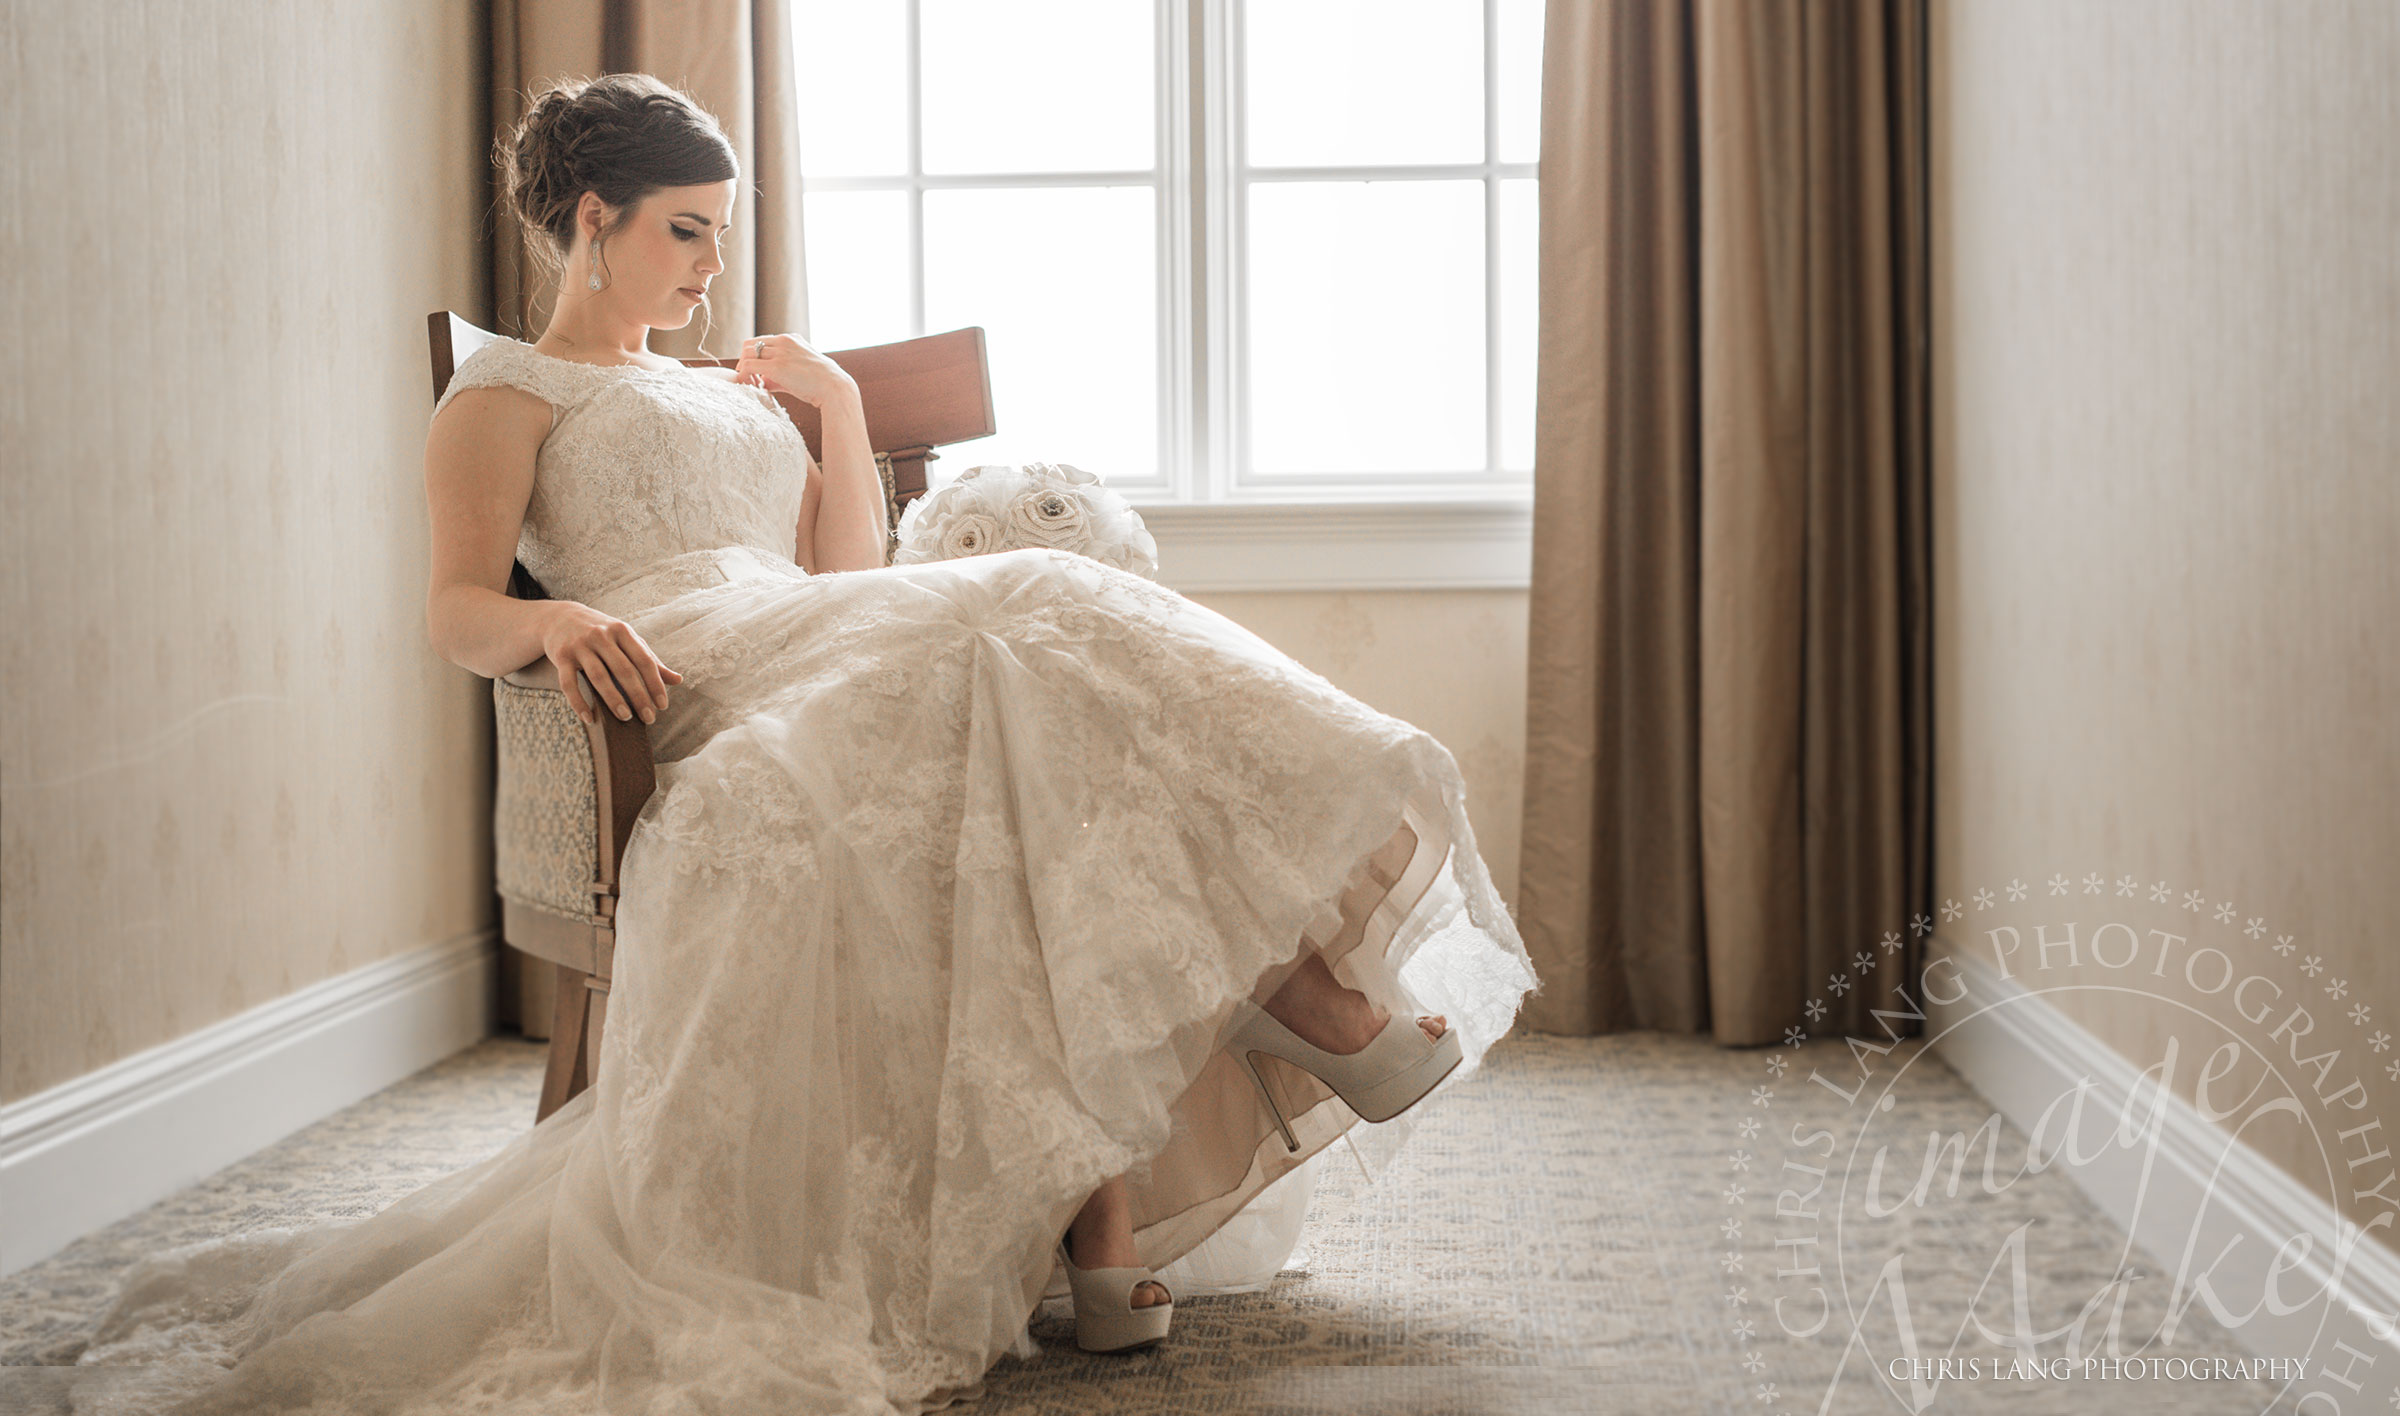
left=425, top=311, right=996, bottom=1122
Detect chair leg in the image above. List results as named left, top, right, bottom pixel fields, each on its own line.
left=585, top=981, right=608, bottom=1088
left=536, top=963, right=591, bottom=1123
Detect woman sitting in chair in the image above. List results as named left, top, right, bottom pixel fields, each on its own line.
left=74, top=72, right=1537, bottom=1415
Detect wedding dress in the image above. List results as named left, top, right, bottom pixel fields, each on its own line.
left=56, top=337, right=1542, bottom=1415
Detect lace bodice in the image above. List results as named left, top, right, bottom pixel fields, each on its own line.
left=431, top=337, right=812, bottom=606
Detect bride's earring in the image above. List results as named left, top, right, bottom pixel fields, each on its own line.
left=587, top=239, right=605, bottom=292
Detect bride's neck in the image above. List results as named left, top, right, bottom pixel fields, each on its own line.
left=537, top=291, right=652, bottom=361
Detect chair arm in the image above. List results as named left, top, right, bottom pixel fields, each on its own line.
left=500, top=657, right=612, bottom=718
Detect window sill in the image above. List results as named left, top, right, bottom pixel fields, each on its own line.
left=1128, top=498, right=1534, bottom=593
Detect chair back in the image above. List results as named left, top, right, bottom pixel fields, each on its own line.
left=426, top=310, right=504, bottom=400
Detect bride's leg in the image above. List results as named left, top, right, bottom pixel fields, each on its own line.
left=1066, top=1174, right=1171, bottom=1307
left=1263, top=949, right=1446, bottom=1056
left=1062, top=951, right=1443, bottom=1308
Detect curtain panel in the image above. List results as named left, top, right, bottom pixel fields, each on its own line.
left=1518, top=0, right=1932, bottom=1046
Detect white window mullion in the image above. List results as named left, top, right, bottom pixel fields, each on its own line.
left=1201, top=0, right=1240, bottom=504
left=1158, top=0, right=1193, bottom=501
left=1483, top=0, right=1503, bottom=477
left=1220, top=0, right=1249, bottom=503
left=905, top=0, right=926, bottom=338
left=1241, top=162, right=1506, bottom=184
left=809, top=170, right=1157, bottom=191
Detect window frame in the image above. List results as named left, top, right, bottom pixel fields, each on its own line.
left=795, top=0, right=1537, bottom=589
left=1205, top=0, right=1537, bottom=505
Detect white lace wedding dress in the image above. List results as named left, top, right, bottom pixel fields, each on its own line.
left=61, top=337, right=1541, bottom=1415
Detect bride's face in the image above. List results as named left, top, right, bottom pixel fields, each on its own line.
left=582, top=180, right=737, bottom=329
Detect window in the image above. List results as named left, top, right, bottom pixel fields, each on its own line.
left=793, top=0, right=1541, bottom=523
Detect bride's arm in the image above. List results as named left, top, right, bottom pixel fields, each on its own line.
left=740, top=334, right=882, bottom=575
left=792, top=452, right=822, bottom=575
left=807, top=387, right=887, bottom=574
left=422, top=388, right=678, bottom=725
left=424, top=386, right=558, bottom=678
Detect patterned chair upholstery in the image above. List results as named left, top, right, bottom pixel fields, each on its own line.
left=426, top=311, right=996, bottom=1121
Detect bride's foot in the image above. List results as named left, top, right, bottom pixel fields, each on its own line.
left=1262, top=951, right=1446, bottom=1057
left=1067, top=1176, right=1168, bottom=1308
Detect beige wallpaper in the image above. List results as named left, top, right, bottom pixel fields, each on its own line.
left=1, top=1, right=496, bottom=1103
left=1190, top=590, right=1531, bottom=918
left=1930, top=0, right=2398, bottom=1236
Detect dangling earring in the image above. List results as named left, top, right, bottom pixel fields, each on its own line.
left=587, top=239, right=605, bottom=292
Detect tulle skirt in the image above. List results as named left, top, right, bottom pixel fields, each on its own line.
left=64, top=545, right=1540, bottom=1414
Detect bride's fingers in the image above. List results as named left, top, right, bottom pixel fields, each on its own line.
left=578, top=651, right=636, bottom=723
left=566, top=658, right=610, bottom=725
left=613, top=627, right=672, bottom=713
left=593, top=640, right=656, bottom=721
left=556, top=661, right=596, bottom=724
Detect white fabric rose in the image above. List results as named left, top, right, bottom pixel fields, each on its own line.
left=937, top=510, right=1002, bottom=559
left=1006, top=486, right=1092, bottom=547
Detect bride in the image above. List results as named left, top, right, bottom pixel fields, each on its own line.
left=64, top=73, right=1539, bottom=1415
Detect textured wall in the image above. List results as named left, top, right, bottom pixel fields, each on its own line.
left=1931, top=0, right=2398, bottom=1234
left=0, top=1, right=496, bottom=1103
left=1189, top=590, right=1530, bottom=917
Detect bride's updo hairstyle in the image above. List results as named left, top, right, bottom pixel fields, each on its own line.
left=499, top=72, right=739, bottom=286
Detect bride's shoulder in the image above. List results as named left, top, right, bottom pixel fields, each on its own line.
left=433, top=339, right=578, bottom=425
left=457, top=335, right=545, bottom=370
left=448, top=337, right=562, bottom=387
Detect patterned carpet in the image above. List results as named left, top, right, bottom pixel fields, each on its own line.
left=0, top=1031, right=2275, bottom=1415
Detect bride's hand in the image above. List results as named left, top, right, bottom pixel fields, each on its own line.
left=735, top=334, right=859, bottom=409
left=540, top=602, right=683, bottom=726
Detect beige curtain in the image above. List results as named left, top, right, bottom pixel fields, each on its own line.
left=489, top=0, right=809, bottom=357
left=1517, top=0, right=1931, bottom=1045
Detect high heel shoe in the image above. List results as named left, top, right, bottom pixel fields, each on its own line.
left=1227, top=803, right=1463, bottom=1151
left=1057, top=1233, right=1173, bottom=1354
left=1225, top=994, right=1465, bottom=1153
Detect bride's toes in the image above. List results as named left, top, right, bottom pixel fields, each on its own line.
left=1134, top=1280, right=1170, bottom=1308
left=1418, top=1014, right=1447, bottom=1041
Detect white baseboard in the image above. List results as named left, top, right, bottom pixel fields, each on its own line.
left=1927, top=945, right=2400, bottom=1377
left=0, top=930, right=498, bottom=1277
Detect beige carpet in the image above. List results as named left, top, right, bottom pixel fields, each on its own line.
left=1, top=1032, right=2271, bottom=1414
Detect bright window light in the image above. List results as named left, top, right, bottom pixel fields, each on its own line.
left=791, top=0, right=1541, bottom=503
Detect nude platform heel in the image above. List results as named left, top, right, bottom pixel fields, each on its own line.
left=1226, top=996, right=1465, bottom=1152
left=1227, top=803, right=1464, bottom=1151
left=1057, top=1234, right=1174, bottom=1353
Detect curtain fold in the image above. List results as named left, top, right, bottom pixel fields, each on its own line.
left=488, top=0, right=809, bottom=356
left=1519, top=0, right=1931, bottom=1046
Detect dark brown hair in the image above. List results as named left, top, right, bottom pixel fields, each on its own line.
left=498, top=73, right=739, bottom=288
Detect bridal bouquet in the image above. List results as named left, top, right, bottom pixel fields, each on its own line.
left=892, top=461, right=1160, bottom=580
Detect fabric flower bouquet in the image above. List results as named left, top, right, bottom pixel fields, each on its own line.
left=892, top=462, right=1160, bottom=580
